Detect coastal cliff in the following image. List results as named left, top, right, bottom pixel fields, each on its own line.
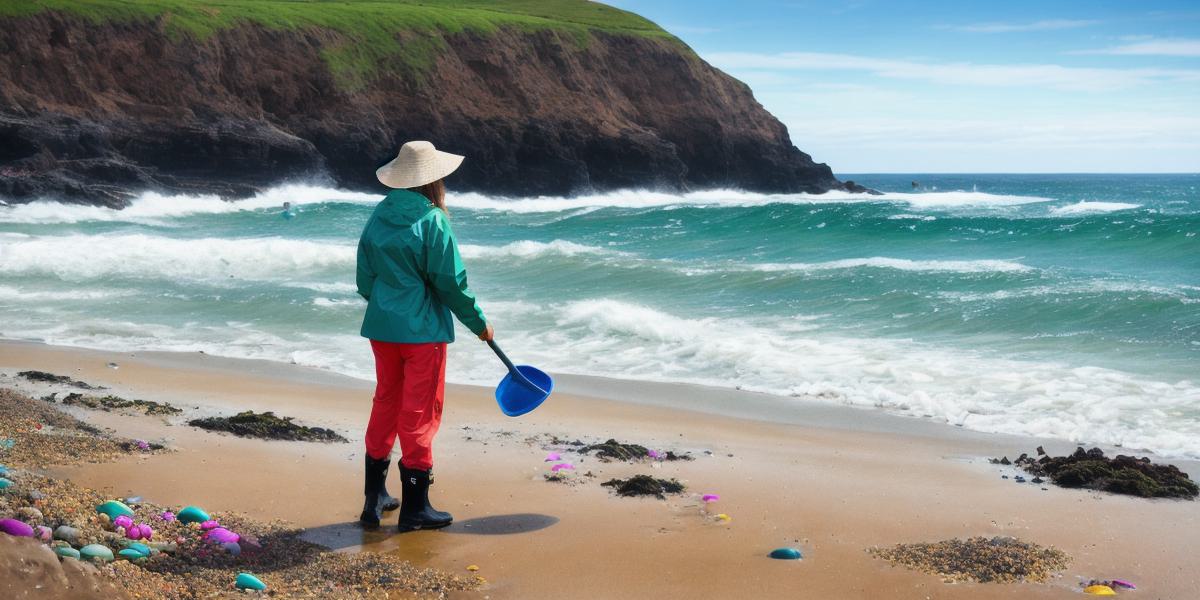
left=0, top=1, right=855, bottom=206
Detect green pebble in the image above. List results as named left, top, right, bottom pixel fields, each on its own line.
left=118, top=548, right=146, bottom=561
left=80, top=544, right=114, bottom=562
left=95, top=500, right=134, bottom=519
left=55, top=546, right=81, bottom=560
left=126, top=542, right=151, bottom=556
left=235, top=573, right=267, bottom=591
left=0, top=478, right=11, bottom=490
left=769, top=547, right=803, bottom=560
left=176, top=505, right=210, bottom=524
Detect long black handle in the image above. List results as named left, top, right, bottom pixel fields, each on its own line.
left=487, top=339, right=547, bottom=394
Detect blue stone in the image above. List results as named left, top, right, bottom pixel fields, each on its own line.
left=769, top=547, right=803, bottom=560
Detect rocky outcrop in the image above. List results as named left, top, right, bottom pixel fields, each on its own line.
left=0, top=10, right=854, bottom=206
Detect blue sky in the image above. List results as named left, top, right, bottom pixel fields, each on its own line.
left=610, top=0, right=1200, bottom=173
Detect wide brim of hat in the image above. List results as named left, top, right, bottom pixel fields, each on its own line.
left=376, top=149, right=465, bottom=189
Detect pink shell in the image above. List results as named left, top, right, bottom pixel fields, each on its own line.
left=199, top=520, right=220, bottom=530
left=113, top=515, right=134, bottom=529
left=702, top=494, right=720, bottom=502
left=550, top=463, right=575, bottom=472
left=648, top=450, right=664, bottom=459
left=160, top=511, right=176, bottom=522
left=125, top=526, right=142, bottom=540
left=1111, top=580, right=1136, bottom=590
left=544, top=452, right=561, bottom=461
left=205, top=527, right=239, bottom=544
left=36, top=526, right=53, bottom=541
left=138, top=524, right=153, bottom=540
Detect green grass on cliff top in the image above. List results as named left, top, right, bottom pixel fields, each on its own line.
left=2, top=0, right=681, bottom=88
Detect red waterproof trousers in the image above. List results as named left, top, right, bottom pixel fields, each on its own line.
left=365, top=340, right=447, bottom=470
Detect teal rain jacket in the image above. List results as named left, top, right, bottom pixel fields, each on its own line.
left=356, top=189, right=488, bottom=343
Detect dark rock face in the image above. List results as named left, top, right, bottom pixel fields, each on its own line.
left=0, top=12, right=855, bottom=206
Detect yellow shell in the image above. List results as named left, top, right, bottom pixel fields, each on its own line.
left=715, top=513, right=731, bottom=522
left=1084, top=585, right=1117, bottom=596
left=466, top=565, right=480, bottom=572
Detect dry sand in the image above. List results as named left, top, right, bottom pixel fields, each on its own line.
left=1, top=340, right=1198, bottom=599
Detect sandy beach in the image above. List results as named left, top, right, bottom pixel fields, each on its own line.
left=0, top=339, right=1196, bottom=599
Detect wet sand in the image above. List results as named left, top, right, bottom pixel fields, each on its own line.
left=2, top=340, right=1198, bottom=599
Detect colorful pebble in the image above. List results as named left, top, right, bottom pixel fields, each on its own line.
left=176, top=506, right=210, bottom=524
left=1084, top=585, right=1117, bottom=596
left=96, top=500, right=135, bottom=519
left=1112, top=580, right=1136, bottom=590
left=80, top=544, right=115, bottom=562
left=0, top=518, right=34, bottom=537
left=769, top=547, right=803, bottom=560
left=55, top=546, right=81, bottom=560
left=0, top=477, right=12, bottom=490
left=235, top=572, right=267, bottom=591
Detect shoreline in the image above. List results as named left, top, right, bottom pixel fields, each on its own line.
left=4, top=337, right=1195, bottom=471
left=2, top=339, right=1199, bottom=598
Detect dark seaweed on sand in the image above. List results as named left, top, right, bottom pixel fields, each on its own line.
left=18, top=370, right=103, bottom=389
left=57, top=392, right=182, bottom=416
left=580, top=438, right=693, bottom=462
left=188, top=410, right=348, bottom=443
left=601, top=475, right=685, bottom=499
left=996, top=446, right=1197, bottom=499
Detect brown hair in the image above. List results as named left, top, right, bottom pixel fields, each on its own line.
left=409, top=179, right=447, bottom=214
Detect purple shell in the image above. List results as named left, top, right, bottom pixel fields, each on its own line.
left=544, top=452, right=561, bottom=462
left=199, top=520, right=220, bottom=531
left=1, top=518, right=35, bottom=537
left=550, top=462, right=575, bottom=472
left=138, top=524, right=153, bottom=540
left=125, top=526, right=142, bottom=540
left=1111, top=580, right=1136, bottom=590
left=206, top=527, right=239, bottom=544
left=701, top=494, right=720, bottom=502
left=113, top=515, right=134, bottom=529
left=648, top=449, right=664, bottom=459
left=160, top=511, right=176, bottom=522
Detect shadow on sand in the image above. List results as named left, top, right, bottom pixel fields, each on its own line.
left=301, top=513, right=559, bottom=551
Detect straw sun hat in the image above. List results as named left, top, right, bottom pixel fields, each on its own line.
left=375, top=141, right=465, bottom=189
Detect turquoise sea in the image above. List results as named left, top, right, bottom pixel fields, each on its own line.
left=1, top=174, right=1197, bottom=456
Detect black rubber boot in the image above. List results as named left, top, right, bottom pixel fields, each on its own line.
left=359, top=455, right=398, bottom=528
left=398, top=466, right=453, bottom=532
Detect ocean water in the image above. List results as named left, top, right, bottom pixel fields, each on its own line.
left=1, top=174, right=1197, bottom=457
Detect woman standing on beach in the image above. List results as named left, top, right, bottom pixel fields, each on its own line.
left=355, top=141, right=493, bottom=531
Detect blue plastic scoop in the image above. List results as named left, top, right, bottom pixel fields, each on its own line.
left=487, top=340, right=552, bottom=417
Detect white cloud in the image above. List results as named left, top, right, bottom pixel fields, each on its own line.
left=1077, top=38, right=1200, bottom=57
left=704, top=51, right=1200, bottom=91
left=943, top=19, right=1100, bottom=33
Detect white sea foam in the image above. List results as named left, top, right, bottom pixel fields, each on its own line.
left=1050, top=201, right=1141, bottom=216
left=452, top=188, right=1052, bottom=213
left=745, top=257, right=1033, bottom=274
left=473, top=299, right=1200, bottom=457
left=459, top=240, right=618, bottom=259
left=1, top=184, right=1056, bottom=223
left=0, top=184, right=379, bottom=224
left=0, top=234, right=355, bottom=282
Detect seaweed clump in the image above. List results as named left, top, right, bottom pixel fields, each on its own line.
left=1000, top=446, right=1197, bottom=499
left=188, top=410, right=348, bottom=443
left=601, top=475, right=685, bottom=499
left=869, top=536, right=1070, bottom=583
left=580, top=438, right=692, bottom=462
left=57, top=392, right=182, bottom=416
left=18, top=370, right=102, bottom=389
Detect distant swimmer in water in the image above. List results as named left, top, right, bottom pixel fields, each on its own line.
left=281, top=201, right=296, bottom=219
left=911, top=181, right=920, bottom=189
